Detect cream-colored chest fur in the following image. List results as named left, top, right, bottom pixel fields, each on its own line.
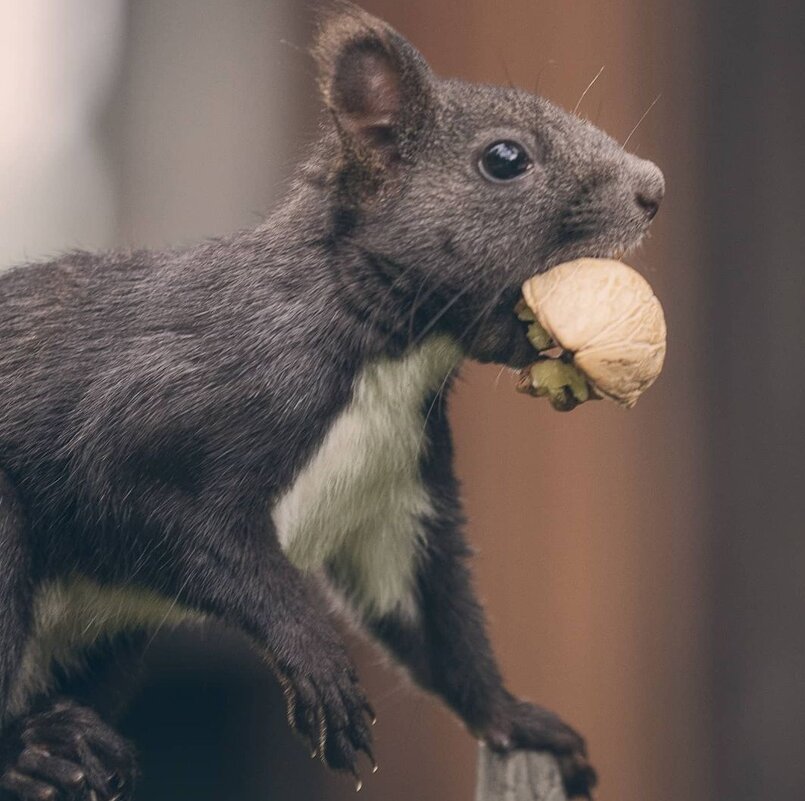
left=272, top=336, right=462, bottom=620
left=7, top=578, right=198, bottom=720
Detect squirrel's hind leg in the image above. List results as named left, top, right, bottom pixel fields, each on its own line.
left=0, top=469, right=33, bottom=721
left=0, top=695, right=138, bottom=801
left=0, top=473, right=140, bottom=801
left=0, top=634, right=144, bottom=801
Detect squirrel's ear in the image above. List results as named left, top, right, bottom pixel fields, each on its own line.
left=315, top=4, right=433, bottom=169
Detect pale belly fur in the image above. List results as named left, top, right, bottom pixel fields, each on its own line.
left=6, top=578, right=200, bottom=720
left=272, top=335, right=462, bottom=619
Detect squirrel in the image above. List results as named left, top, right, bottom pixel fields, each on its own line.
left=0, top=4, right=664, bottom=799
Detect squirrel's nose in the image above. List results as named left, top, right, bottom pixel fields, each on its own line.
left=630, top=158, right=665, bottom=221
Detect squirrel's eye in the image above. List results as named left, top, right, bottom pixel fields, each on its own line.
left=478, top=140, right=533, bottom=182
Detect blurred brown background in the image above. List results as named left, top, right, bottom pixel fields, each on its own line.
left=1, top=1, right=803, bottom=800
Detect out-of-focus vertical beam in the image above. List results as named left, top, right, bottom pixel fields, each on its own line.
left=0, top=0, right=126, bottom=266
left=702, top=1, right=805, bottom=798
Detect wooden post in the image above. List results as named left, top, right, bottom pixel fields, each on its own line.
left=475, top=746, right=567, bottom=801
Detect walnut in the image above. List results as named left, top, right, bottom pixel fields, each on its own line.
left=516, top=258, right=666, bottom=410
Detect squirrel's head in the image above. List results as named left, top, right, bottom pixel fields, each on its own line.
left=313, top=4, right=665, bottom=366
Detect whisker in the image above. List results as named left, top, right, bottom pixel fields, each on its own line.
left=623, top=93, right=661, bottom=148
left=573, top=65, right=605, bottom=115
left=355, top=242, right=491, bottom=355
left=146, top=572, right=195, bottom=650
left=414, top=283, right=477, bottom=344
left=350, top=248, right=423, bottom=342
left=407, top=272, right=434, bottom=343
left=364, top=251, right=421, bottom=313
left=498, top=51, right=516, bottom=90
left=419, top=286, right=509, bottom=444
left=420, top=366, right=455, bottom=444
left=458, top=280, right=513, bottom=358
left=420, top=281, right=515, bottom=438
left=378, top=268, right=462, bottom=353
left=279, top=38, right=306, bottom=55
left=276, top=39, right=317, bottom=83
left=534, top=59, right=557, bottom=95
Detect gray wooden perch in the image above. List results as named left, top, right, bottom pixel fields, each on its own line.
left=475, top=745, right=567, bottom=801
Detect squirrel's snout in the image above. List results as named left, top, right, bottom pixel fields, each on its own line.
left=629, top=157, right=665, bottom=222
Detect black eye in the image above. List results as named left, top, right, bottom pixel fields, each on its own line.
left=478, top=140, right=533, bottom=182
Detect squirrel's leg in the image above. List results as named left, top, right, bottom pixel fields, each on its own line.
left=0, top=471, right=138, bottom=801
left=369, top=416, right=597, bottom=798
left=148, top=510, right=374, bottom=779
left=0, top=637, right=144, bottom=801
left=0, top=470, right=32, bottom=718
left=368, top=517, right=596, bottom=797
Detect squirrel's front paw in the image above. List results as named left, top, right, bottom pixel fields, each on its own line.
left=0, top=699, right=136, bottom=801
left=481, top=697, right=597, bottom=799
left=274, top=642, right=375, bottom=784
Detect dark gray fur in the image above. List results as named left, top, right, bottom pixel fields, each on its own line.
left=0, top=4, right=663, bottom=799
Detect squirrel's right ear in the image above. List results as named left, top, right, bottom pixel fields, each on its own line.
left=315, top=4, right=434, bottom=170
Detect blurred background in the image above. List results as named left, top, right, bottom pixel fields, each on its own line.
left=1, top=1, right=803, bottom=799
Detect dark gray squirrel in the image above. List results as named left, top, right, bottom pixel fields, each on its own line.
left=0, top=4, right=664, bottom=799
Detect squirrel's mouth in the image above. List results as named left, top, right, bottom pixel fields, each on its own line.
left=538, top=220, right=651, bottom=275
left=456, top=236, right=646, bottom=367
left=540, top=244, right=634, bottom=275
left=485, top=245, right=638, bottom=367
